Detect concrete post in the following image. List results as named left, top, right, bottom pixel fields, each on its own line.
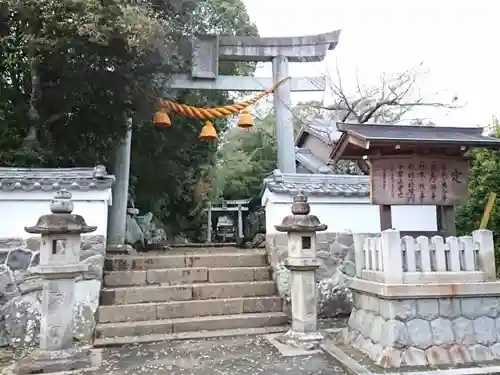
left=237, top=204, right=243, bottom=239
left=272, top=56, right=296, bottom=174
left=17, top=190, right=97, bottom=374
left=207, top=203, right=212, bottom=243
left=107, top=119, right=132, bottom=247
left=275, top=191, right=327, bottom=350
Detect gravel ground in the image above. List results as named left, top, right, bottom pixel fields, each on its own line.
left=95, top=335, right=350, bottom=375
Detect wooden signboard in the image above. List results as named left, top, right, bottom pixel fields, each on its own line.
left=370, top=156, right=469, bottom=206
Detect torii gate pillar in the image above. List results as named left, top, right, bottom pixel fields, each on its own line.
left=272, top=55, right=295, bottom=173
left=107, top=31, right=341, bottom=247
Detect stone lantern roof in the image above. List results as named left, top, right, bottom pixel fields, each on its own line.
left=25, top=190, right=97, bottom=235
left=275, top=191, right=327, bottom=233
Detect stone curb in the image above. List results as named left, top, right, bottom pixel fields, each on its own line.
left=321, top=338, right=500, bottom=375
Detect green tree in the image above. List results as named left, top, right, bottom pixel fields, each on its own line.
left=456, top=118, right=500, bottom=268
left=215, top=110, right=277, bottom=200
left=0, top=0, right=258, bottom=234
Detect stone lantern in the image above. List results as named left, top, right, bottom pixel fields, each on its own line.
left=275, top=191, right=327, bottom=349
left=17, top=190, right=97, bottom=374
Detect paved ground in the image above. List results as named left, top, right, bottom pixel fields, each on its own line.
left=96, top=335, right=349, bottom=375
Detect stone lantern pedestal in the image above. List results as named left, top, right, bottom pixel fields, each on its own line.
left=275, top=191, right=327, bottom=350
left=16, top=190, right=97, bottom=374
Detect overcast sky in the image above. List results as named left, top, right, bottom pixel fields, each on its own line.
left=242, top=0, right=499, bottom=127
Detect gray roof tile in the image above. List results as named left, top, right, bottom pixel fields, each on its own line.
left=264, top=170, right=369, bottom=197
left=337, top=123, right=500, bottom=145
left=0, top=166, right=114, bottom=192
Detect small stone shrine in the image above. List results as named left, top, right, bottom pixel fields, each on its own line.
left=16, top=190, right=97, bottom=374
left=275, top=191, right=326, bottom=349
left=328, top=123, right=500, bottom=368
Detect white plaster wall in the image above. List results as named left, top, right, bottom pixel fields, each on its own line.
left=263, top=190, right=437, bottom=234
left=0, top=190, right=111, bottom=238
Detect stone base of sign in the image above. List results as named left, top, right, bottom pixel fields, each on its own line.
left=15, top=346, right=95, bottom=374
left=346, top=288, right=500, bottom=368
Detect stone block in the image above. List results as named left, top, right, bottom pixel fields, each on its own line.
left=96, top=319, right=173, bottom=338
left=491, top=343, right=500, bottom=359
left=417, top=299, right=439, bottom=320
left=469, top=344, right=493, bottom=362
left=407, top=318, right=432, bottom=349
left=97, top=303, right=157, bottom=323
left=453, top=317, right=475, bottom=345
left=192, top=281, right=275, bottom=300
left=369, top=315, right=385, bottom=343
left=376, top=347, right=402, bottom=368
left=347, top=308, right=357, bottom=330
left=461, top=297, right=483, bottom=319
left=380, top=319, right=408, bottom=349
left=156, top=298, right=243, bottom=319
left=242, top=296, right=282, bottom=313
left=439, top=298, right=461, bottom=319
left=430, top=317, right=454, bottom=346
left=148, top=268, right=208, bottom=285
left=359, top=337, right=374, bottom=357
left=380, top=299, right=417, bottom=321
left=104, top=271, right=147, bottom=287
left=359, top=311, right=375, bottom=338
left=253, top=267, right=271, bottom=281
left=335, top=232, right=354, bottom=248
left=449, top=344, right=473, bottom=364
left=101, top=285, right=192, bottom=305
left=481, top=297, right=499, bottom=318
left=171, top=312, right=288, bottom=333
left=425, top=346, right=451, bottom=366
left=473, top=316, right=496, bottom=345
left=186, top=252, right=267, bottom=268
left=402, top=346, right=427, bottom=366
left=105, top=255, right=185, bottom=271
left=354, top=309, right=366, bottom=332
left=208, top=267, right=253, bottom=283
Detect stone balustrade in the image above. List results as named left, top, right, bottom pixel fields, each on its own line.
left=345, top=228, right=500, bottom=368
left=355, top=229, right=496, bottom=284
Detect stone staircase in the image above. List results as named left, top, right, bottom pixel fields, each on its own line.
left=94, top=246, right=288, bottom=346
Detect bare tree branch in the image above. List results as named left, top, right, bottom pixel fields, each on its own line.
left=318, top=66, right=463, bottom=125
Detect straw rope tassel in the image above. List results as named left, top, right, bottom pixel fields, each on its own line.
left=160, top=76, right=291, bottom=121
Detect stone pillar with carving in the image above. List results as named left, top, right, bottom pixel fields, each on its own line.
left=275, top=191, right=327, bottom=349
left=17, top=190, right=97, bottom=374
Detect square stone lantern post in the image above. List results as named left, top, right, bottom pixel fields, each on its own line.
left=17, top=190, right=97, bottom=374
left=275, top=191, right=327, bottom=350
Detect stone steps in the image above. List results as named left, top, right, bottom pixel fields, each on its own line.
left=103, top=266, right=272, bottom=286
left=95, top=312, right=288, bottom=339
left=98, top=247, right=287, bottom=343
left=104, top=250, right=268, bottom=270
left=97, top=296, right=282, bottom=323
left=93, top=326, right=288, bottom=347
left=100, top=281, right=277, bottom=305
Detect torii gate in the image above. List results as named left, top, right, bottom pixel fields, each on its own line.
left=107, top=31, right=342, bottom=247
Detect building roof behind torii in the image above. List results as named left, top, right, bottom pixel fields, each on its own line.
left=295, top=118, right=342, bottom=147
left=264, top=170, right=369, bottom=197
left=0, top=166, right=115, bottom=192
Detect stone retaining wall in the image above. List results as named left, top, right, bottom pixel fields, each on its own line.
left=0, top=235, right=105, bottom=347
left=347, top=291, right=500, bottom=367
left=266, top=231, right=368, bottom=318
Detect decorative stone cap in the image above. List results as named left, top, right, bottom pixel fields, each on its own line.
left=275, top=191, right=327, bottom=233
left=25, top=190, right=97, bottom=235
